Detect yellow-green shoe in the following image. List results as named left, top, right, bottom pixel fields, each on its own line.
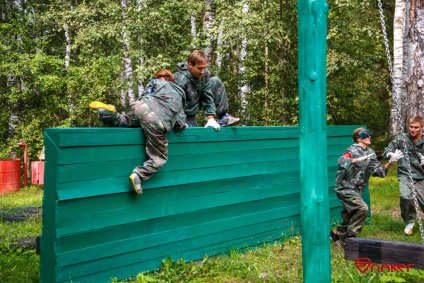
left=89, top=101, right=116, bottom=114
left=129, top=173, right=143, bottom=194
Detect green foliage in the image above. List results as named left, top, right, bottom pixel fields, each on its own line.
left=0, top=0, right=394, bottom=161
left=326, top=0, right=392, bottom=137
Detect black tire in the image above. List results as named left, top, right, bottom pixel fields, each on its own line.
left=1, top=206, right=42, bottom=223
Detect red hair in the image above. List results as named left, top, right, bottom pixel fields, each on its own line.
left=153, top=69, right=174, bottom=83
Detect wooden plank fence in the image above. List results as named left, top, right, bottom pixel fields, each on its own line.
left=40, top=125, right=366, bottom=282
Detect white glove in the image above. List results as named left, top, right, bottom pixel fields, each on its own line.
left=387, top=149, right=404, bottom=163
left=205, top=118, right=220, bottom=131
left=357, top=153, right=374, bottom=162
left=418, top=153, right=424, bottom=166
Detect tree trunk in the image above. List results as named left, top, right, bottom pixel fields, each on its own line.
left=137, top=0, right=145, bottom=97
left=191, top=13, right=197, bottom=39
left=216, top=20, right=224, bottom=68
left=203, top=0, right=215, bottom=62
left=64, top=0, right=73, bottom=116
left=391, top=0, right=406, bottom=135
left=239, top=3, right=249, bottom=115
left=121, top=0, right=135, bottom=107
left=405, top=0, right=424, bottom=120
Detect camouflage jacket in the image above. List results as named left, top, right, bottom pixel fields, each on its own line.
left=174, top=62, right=216, bottom=116
left=140, top=79, right=186, bottom=131
left=334, top=144, right=387, bottom=192
left=382, top=134, right=424, bottom=180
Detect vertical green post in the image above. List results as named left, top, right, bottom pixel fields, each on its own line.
left=297, top=0, right=330, bottom=282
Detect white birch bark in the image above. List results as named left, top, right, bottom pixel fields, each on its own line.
left=203, top=0, right=215, bottom=62
left=136, top=0, right=145, bottom=97
left=121, top=0, right=135, bottom=106
left=239, top=3, right=250, bottom=113
left=391, top=0, right=407, bottom=135
left=216, top=20, right=224, bottom=68
left=64, top=23, right=71, bottom=72
left=191, top=13, right=197, bottom=39
left=9, top=0, right=22, bottom=136
left=7, top=74, right=19, bottom=137
left=405, top=0, right=424, bottom=120
left=64, top=0, right=74, bottom=114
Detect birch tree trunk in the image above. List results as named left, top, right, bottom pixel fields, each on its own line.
left=391, top=0, right=406, bottom=135
left=137, top=0, right=145, bottom=97
left=263, top=1, right=269, bottom=113
left=404, top=0, right=424, bottom=120
left=216, top=20, right=224, bottom=68
left=203, top=0, right=215, bottom=62
left=8, top=1, right=22, bottom=137
left=64, top=0, right=73, bottom=115
left=191, top=13, right=197, bottom=40
left=7, top=74, right=19, bottom=138
left=239, top=3, right=250, bottom=114
left=121, top=0, right=135, bottom=107
left=391, top=0, right=424, bottom=135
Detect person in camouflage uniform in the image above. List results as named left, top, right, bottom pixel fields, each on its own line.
left=383, top=115, right=424, bottom=235
left=89, top=69, right=186, bottom=195
left=330, top=128, right=403, bottom=245
left=174, top=50, right=240, bottom=130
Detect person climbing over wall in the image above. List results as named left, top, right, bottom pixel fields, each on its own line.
left=89, top=69, right=187, bottom=195
left=174, top=50, right=240, bottom=130
left=383, top=115, right=424, bottom=235
left=330, top=128, right=403, bottom=246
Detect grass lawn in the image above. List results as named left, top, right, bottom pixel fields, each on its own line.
left=0, top=186, right=43, bottom=283
left=2, top=166, right=424, bottom=282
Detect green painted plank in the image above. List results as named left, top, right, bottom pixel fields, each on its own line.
left=56, top=182, right=300, bottom=235
left=56, top=164, right=339, bottom=201
left=40, top=133, right=59, bottom=283
left=56, top=139, right=299, bottom=165
left=45, top=126, right=358, bottom=149
left=57, top=225, right=295, bottom=283
left=55, top=141, right=347, bottom=166
left=56, top=147, right=299, bottom=183
left=327, top=125, right=365, bottom=136
left=57, top=145, right=147, bottom=165
left=56, top=202, right=301, bottom=266
left=56, top=219, right=297, bottom=281
left=45, top=126, right=301, bottom=148
left=57, top=173, right=299, bottom=220
left=56, top=170, right=301, bottom=201
left=56, top=159, right=299, bottom=200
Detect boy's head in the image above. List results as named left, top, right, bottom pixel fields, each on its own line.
left=353, top=128, right=372, bottom=143
left=187, top=50, right=208, bottom=79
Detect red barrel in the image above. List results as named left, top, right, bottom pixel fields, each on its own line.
left=0, top=158, right=21, bottom=194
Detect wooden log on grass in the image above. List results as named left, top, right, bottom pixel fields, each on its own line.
left=344, top=237, right=424, bottom=269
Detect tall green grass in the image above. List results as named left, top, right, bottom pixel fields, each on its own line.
left=0, top=186, right=42, bottom=283
left=2, top=168, right=424, bottom=283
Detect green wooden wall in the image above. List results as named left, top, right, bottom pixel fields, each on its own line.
left=40, top=125, right=367, bottom=283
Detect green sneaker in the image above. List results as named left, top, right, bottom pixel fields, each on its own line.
left=89, top=101, right=118, bottom=124
left=129, top=173, right=143, bottom=194
left=89, top=101, right=116, bottom=116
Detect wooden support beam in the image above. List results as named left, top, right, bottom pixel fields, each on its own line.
left=344, top=237, right=424, bottom=269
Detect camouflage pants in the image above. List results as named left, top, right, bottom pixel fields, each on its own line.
left=211, top=76, right=229, bottom=118
left=186, top=76, right=229, bottom=126
left=335, top=189, right=368, bottom=237
left=105, top=100, right=168, bottom=182
left=399, top=177, right=424, bottom=224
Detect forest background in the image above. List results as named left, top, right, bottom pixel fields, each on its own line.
left=0, top=0, right=395, bottom=160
